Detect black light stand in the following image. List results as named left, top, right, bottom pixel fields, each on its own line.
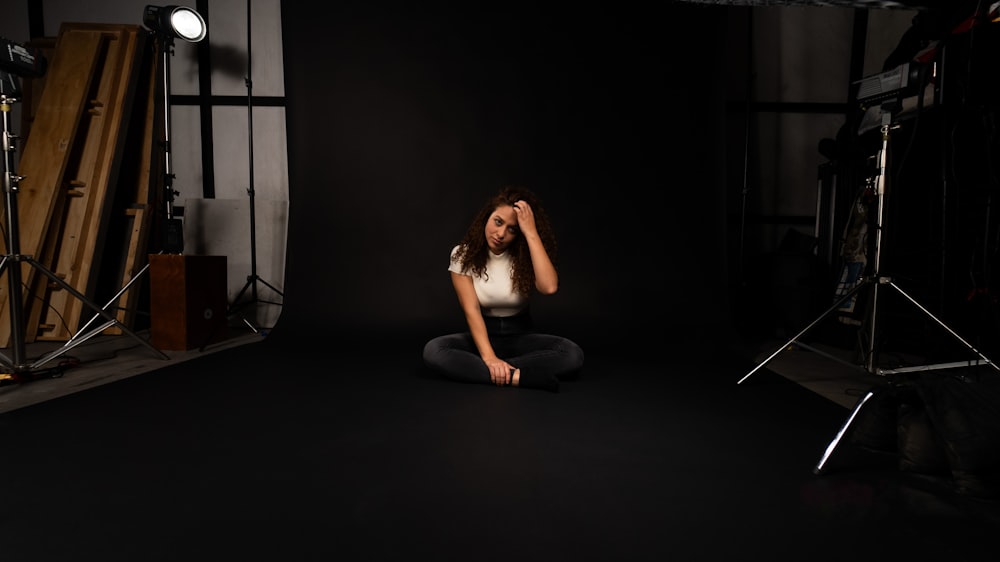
left=142, top=4, right=209, bottom=254
left=156, top=30, right=184, bottom=254
left=738, top=109, right=1000, bottom=474
left=0, top=74, right=167, bottom=376
left=227, top=0, right=283, bottom=333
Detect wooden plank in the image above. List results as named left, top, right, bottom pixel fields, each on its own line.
left=104, top=35, right=159, bottom=335
left=0, top=29, right=103, bottom=348
left=102, top=205, right=150, bottom=335
left=35, top=25, right=145, bottom=341
left=23, top=188, right=67, bottom=340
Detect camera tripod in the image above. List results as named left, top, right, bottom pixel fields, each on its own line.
left=1, top=85, right=167, bottom=376
left=738, top=112, right=1000, bottom=473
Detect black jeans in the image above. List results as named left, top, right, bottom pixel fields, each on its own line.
left=422, top=313, right=584, bottom=385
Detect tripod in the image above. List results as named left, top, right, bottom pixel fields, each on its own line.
left=0, top=85, right=167, bottom=376
left=738, top=111, right=999, bottom=473
left=228, top=0, right=283, bottom=334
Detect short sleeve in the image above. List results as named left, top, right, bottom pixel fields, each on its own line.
left=447, top=245, right=467, bottom=275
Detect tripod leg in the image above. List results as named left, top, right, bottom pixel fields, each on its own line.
left=228, top=274, right=282, bottom=335
left=229, top=276, right=255, bottom=314
left=227, top=275, right=260, bottom=333
left=879, top=280, right=1000, bottom=374
left=814, top=388, right=877, bottom=475
left=738, top=278, right=870, bottom=384
left=23, top=257, right=168, bottom=368
left=71, top=262, right=150, bottom=342
left=254, top=275, right=283, bottom=298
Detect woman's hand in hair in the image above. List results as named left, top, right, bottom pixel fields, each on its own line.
left=512, top=200, right=537, bottom=238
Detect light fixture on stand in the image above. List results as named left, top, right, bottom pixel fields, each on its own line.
left=228, top=0, right=283, bottom=333
left=739, top=75, right=1000, bottom=474
left=142, top=4, right=208, bottom=254
left=0, top=37, right=167, bottom=378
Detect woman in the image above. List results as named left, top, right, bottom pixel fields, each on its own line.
left=422, top=185, right=584, bottom=392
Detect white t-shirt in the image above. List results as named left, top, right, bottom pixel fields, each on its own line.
left=449, top=245, right=528, bottom=317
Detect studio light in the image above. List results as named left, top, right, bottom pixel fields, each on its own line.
left=142, top=5, right=207, bottom=43
left=141, top=4, right=208, bottom=253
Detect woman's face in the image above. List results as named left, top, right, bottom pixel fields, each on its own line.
left=485, top=204, right=519, bottom=254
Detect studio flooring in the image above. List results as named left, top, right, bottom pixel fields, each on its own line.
left=0, top=325, right=890, bottom=416
left=0, top=326, right=267, bottom=415
left=0, top=323, right=997, bottom=561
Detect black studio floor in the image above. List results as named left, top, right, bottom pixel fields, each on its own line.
left=0, top=331, right=997, bottom=561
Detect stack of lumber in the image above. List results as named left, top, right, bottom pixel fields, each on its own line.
left=0, top=23, right=162, bottom=347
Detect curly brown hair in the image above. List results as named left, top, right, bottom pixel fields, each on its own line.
left=454, top=185, right=559, bottom=296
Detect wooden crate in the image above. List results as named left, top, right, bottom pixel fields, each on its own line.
left=148, top=254, right=227, bottom=351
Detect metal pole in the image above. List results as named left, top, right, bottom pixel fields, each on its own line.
left=1, top=92, right=28, bottom=369
left=228, top=0, right=284, bottom=332
left=159, top=34, right=184, bottom=253
left=246, top=0, right=258, bottom=303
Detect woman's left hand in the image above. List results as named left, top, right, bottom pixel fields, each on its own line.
left=513, top=200, right=537, bottom=236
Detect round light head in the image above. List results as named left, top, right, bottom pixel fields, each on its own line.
left=143, top=5, right=207, bottom=43
left=168, top=7, right=206, bottom=42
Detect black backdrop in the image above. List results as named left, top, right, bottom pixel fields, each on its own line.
left=275, top=2, right=731, bottom=351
